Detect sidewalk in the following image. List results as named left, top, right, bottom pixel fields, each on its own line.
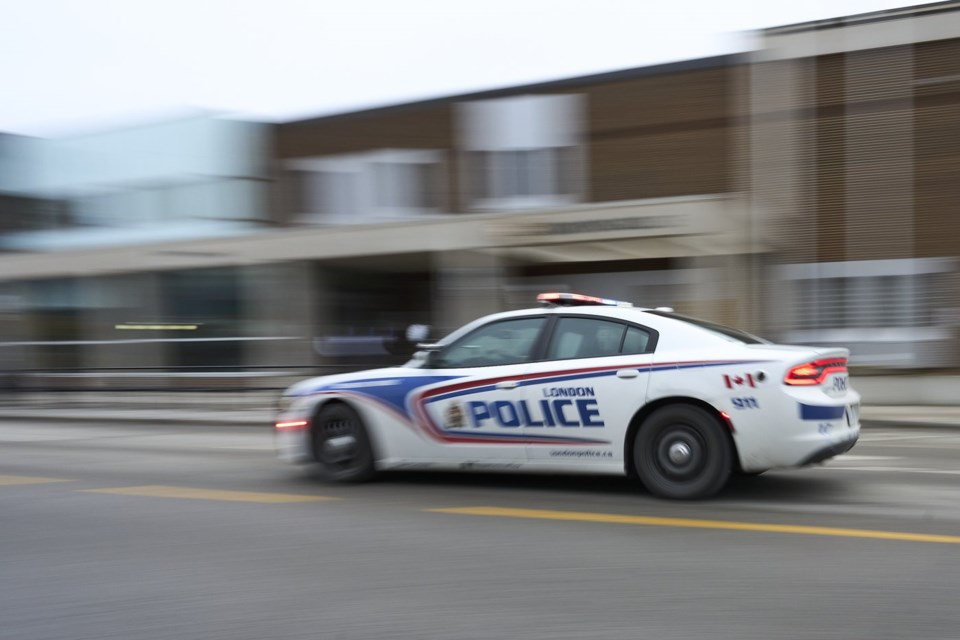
left=859, top=405, right=960, bottom=430
left=0, top=403, right=958, bottom=429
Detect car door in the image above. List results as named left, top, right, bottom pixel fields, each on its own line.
left=519, top=316, right=655, bottom=465
left=411, top=315, right=547, bottom=464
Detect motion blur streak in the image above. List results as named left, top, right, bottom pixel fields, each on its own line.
left=82, top=485, right=337, bottom=503
left=0, top=474, right=70, bottom=486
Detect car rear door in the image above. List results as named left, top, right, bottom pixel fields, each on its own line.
left=519, top=315, right=655, bottom=466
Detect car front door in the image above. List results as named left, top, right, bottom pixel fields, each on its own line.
left=519, top=316, right=655, bottom=466
left=412, top=315, right=547, bottom=464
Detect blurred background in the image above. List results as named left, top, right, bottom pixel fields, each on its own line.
left=1, top=0, right=958, bottom=408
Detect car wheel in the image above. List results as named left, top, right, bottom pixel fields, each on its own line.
left=311, top=403, right=376, bottom=483
left=634, top=404, right=732, bottom=499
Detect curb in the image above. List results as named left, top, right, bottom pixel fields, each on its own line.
left=860, top=419, right=960, bottom=431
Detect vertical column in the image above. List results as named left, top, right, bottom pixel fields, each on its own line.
left=240, top=261, right=323, bottom=369
left=0, top=283, right=33, bottom=397
left=730, top=61, right=763, bottom=335
left=845, top=46, right=914, bottom=263
left=431, top=250, right=507, bottom=337
left=750, top=52, right=818, bottom=338
left=674, top=255, right=753, bottom=329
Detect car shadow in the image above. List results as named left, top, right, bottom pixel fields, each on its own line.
left=286, top=467, right=851, bottom=505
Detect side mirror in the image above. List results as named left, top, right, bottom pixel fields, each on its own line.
left=414, top=342, right=442, bottom=369
left=406, top=324, right=431, bottom=343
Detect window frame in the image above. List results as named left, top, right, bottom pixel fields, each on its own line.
left=429, top=312, right=660, bottom=370
left=539, top=314, right=659, bottom=362
left=432, top=315, right=550, bottom=369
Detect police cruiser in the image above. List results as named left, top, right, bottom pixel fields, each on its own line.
left=275, top=293, right=860, bottom=499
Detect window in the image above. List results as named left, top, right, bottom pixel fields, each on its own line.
left=781, top=259, right=954, bottom=332
left=436, top=317, right=545, bottom=368
left=458, top=94, right=584, bottom=210
left=290, top=150, right=443, bottom=223
left=466, top=147, right=578, bottom=203
left=622, top=326, right=652, bottom=354
left=373, top=160, right=439, bottom=210
left=545, top=317, right=650, bottom=360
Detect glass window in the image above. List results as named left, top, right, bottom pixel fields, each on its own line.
left=546, top=317, right=627, bottom=360
left=621, top=326, right=652, bottom=354
left=436, top=317, right=545, bottom=368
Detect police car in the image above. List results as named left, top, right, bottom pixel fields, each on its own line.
left=275, top=293, right=860, bottom=499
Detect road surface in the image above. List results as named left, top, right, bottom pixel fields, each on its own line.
left=2, top=420, right=958, bottom=640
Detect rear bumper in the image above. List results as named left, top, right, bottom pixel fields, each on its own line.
left=798, top=433, right=859, bottom=466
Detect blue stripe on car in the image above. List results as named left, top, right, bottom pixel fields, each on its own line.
left=799, top=404, right=846, bottom=421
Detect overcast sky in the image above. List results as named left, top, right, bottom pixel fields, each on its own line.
left=0, top=0, right=939, bottom=137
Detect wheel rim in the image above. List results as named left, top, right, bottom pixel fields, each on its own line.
left=317, top=414, right=361, bottom=471
left=653, top=424, right=706, bottom=481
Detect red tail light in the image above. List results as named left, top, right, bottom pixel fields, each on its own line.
left=784, top=358, right=847, bottom=386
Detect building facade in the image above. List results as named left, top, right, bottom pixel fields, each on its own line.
left=1, top=2, right=959, bottom=389
left=751, top=1, right=960, bottom=368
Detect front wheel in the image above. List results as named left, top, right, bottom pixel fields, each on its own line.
left=634, top=405, right=732, bottom=499
left=311, top=403, right=376, bottom=483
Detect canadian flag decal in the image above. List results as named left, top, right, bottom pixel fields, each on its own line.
left=724, top=373, right=755, bottom=389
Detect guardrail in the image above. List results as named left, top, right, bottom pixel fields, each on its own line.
left=0, top=364, right=389, bottom=411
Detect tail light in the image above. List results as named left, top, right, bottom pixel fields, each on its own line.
left=784, top=358, right=847, bottom=386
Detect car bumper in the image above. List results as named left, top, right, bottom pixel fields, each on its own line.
left=798, top=432, right=859, bottom=465
left=731, top=393, right=861, bottom=472
left=275, top=424, right=312, bottom=463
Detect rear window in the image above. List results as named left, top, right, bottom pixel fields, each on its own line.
left=645, top=310, right=770, bottom=345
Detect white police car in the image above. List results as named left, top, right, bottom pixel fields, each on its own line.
left=275, top=293, right=860, bottom=499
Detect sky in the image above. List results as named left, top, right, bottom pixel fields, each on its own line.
left=0, top=0, right=942, bottom=137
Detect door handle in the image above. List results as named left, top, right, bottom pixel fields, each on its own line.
left=496, top=380, right=519, bottom=390
left=616, top=369, right=639, bottom=379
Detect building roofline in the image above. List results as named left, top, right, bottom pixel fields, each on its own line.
left=764, top=1, right=960, bottom=36
left=278, top=53, right=744, bottom=128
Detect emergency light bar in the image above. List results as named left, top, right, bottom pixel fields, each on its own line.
left=537, top=292, right=634, bottom=308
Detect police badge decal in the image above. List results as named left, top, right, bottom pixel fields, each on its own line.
left=444, top=402, right=465, bottom=429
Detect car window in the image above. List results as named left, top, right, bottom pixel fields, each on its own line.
left=621, top=326, right=652, bottom=354
left=435, top=317, right=546, bottom=368
left=546, top=317, right=627, bottom=360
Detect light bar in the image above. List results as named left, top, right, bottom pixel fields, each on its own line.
left=537, top=292, right=633, bottom=308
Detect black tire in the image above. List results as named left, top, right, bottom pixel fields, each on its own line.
left=634, top=404, right=732, bottom=499
left=311, top=403, right=376, bottom=483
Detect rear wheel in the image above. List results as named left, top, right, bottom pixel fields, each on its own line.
left=634, top=405, right=732, bottom=499
left=311, top=403, right=376, bottom=483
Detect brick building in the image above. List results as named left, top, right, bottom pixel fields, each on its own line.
left=1, top=2, right=958, bottom=382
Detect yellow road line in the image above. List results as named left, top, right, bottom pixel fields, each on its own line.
left=426, top=506, right=960, bottom=545
left=0, top=474, right=71, bottom=486
left=82, top=485, right=338, bottom=504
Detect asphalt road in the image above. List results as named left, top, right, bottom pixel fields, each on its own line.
left=2, top=420, right=959, bottom=640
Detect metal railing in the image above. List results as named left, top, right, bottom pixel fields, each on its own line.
left=0, top=364, right=387, bottom=411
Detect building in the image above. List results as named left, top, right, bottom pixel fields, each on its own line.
left=1, top=1, right=958, bottom=390
left=0, top=117, right=273, bottom=373
left=750, top=1, right=960, bottom=368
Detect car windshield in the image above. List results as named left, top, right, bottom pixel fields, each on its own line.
left=645, top=310, right=770, bottom=344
